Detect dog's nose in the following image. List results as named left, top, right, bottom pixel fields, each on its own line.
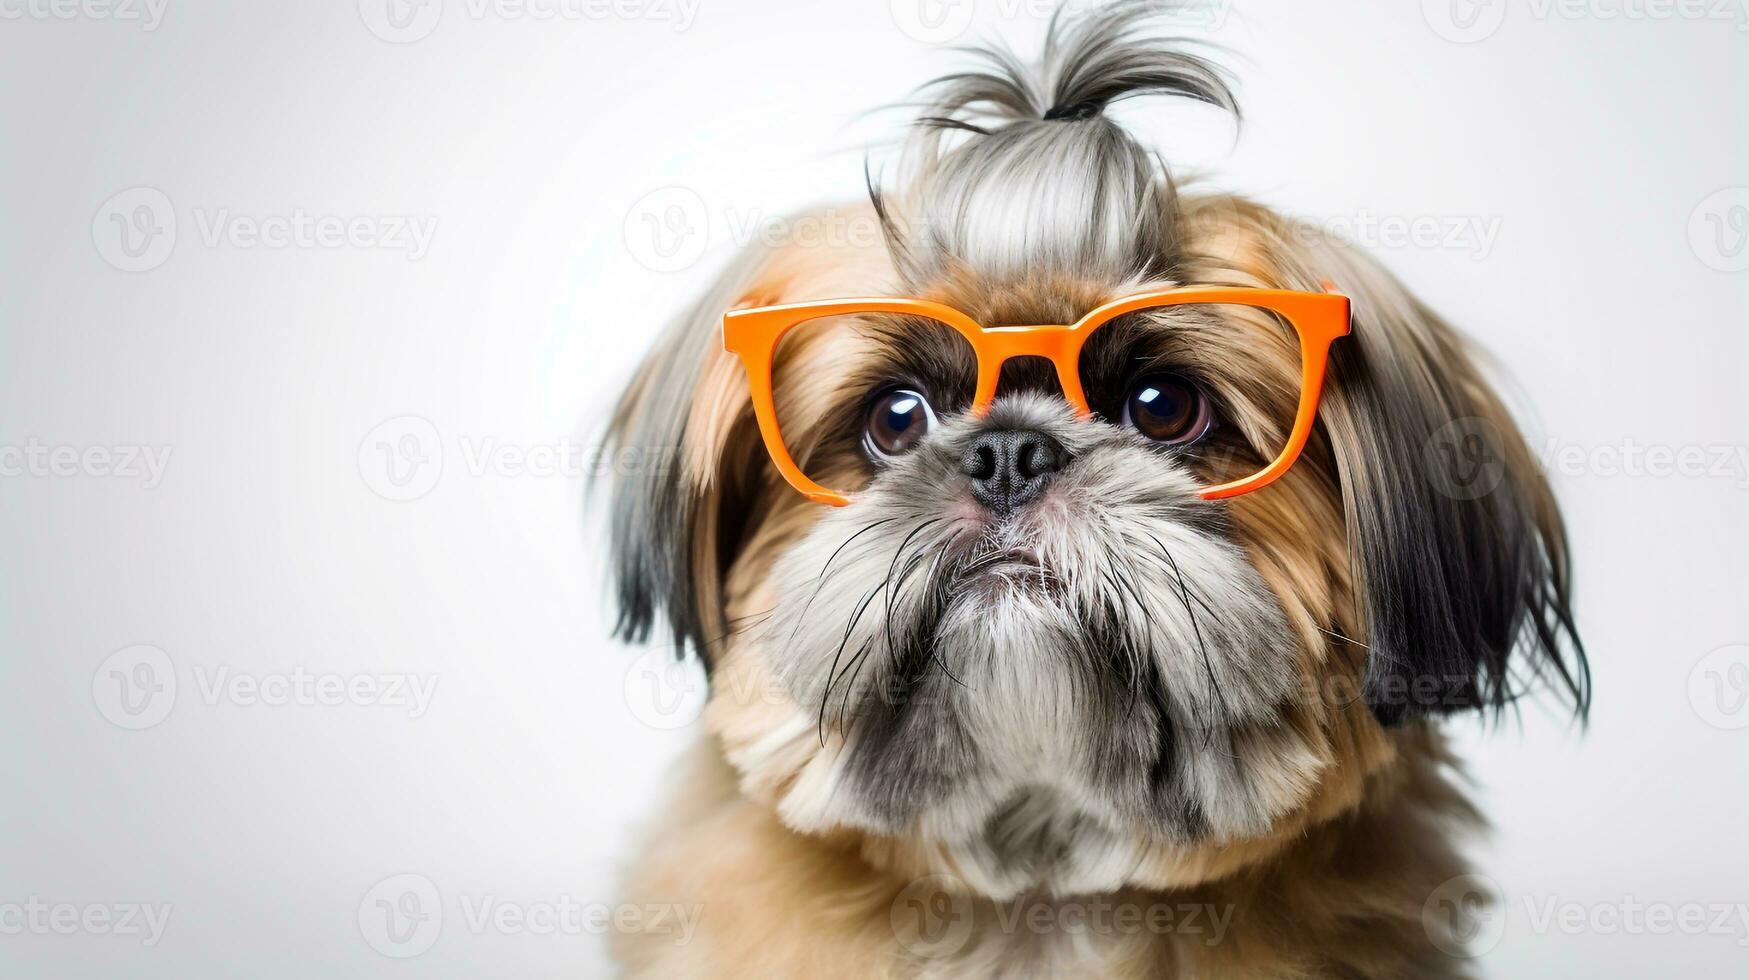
left=960, top=429, right=1065, bottom=515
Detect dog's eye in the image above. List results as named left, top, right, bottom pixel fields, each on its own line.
left=864, top=388, right=936, bottom=460
left=1122, top=373, right=1212, bottom=446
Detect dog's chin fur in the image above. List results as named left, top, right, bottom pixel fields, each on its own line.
left=601, top=4, right=1587, bottom=975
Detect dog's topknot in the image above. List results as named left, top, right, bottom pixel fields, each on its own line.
left=875, top=0, right=1239, bottom=290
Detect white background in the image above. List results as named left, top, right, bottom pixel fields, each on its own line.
left=1, top=0, right=1745, bottom=976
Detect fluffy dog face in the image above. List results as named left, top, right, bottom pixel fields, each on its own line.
left=763, top=388, right=1300, bottom=829
left=753, top=290, right=1316, bottom=842
left=603, top=4, right=1587, bottom=899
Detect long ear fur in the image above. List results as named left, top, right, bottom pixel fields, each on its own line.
left=600, top=209, right=896, bottom=665
left=600, top=241, right=777, bottom=666
left=1314, top=247, right=1590, bottom=724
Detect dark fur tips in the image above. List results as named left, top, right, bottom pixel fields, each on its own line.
left=599, top=241, right=774, bottom=667
left=1324, top=297, right=1590, bottom=725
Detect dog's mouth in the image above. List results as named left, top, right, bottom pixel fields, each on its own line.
left=947, top=544, right=1059, bottom=599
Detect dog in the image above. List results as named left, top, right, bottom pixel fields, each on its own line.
left=601, top=3, right=1588, bottom=975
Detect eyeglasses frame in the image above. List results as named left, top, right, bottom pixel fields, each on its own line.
left=722, top=285, right=1351, bottom=506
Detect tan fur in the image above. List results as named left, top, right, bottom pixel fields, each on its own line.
left=611, top=196, right=1505, bottom=977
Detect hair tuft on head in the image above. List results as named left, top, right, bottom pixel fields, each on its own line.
left=875, top=1, right=1240, bottom=292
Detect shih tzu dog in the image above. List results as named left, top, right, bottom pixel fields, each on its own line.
left=601, top=2, right=1588, bottom=975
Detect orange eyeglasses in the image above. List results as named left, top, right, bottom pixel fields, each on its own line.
left=722, top=285, right=1351, bottom=506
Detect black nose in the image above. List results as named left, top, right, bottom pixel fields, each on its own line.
left=960, top=429, right=1065, bottom=515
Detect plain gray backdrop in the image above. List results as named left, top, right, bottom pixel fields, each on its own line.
left=2, top=0, right=1746, bottom=975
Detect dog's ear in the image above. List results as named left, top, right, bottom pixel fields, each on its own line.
left=601, top=204, right=896, bottom=665
left=1315, top=253, right=1589, bottom=725
left=600, top=244, right=777, bottom=667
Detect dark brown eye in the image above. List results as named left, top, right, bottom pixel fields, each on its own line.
left=1122, top=373, right=1212, bottom=446
left=864, top=388, right=936, bottom=460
